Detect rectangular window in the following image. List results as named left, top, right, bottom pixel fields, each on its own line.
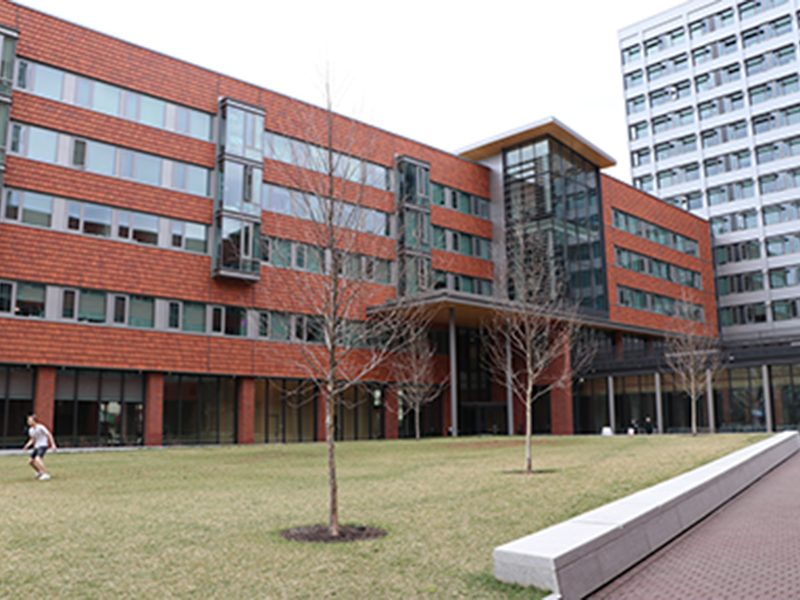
left=182, top=302, right=205, bottom=333
left=168, top=301, right=181, bottom=329
left=129, top=296, right=154, bottom=328
left=79, top=289, right=107, bottom=324
left=61, top=289, right=76, bottom=319
left=13, top=283, right=44, bottom=318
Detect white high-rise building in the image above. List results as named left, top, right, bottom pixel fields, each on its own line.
left=619, top=0, right=800, bottom=345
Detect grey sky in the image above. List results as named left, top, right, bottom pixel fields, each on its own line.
left=17, top=0, right=679, bottom=180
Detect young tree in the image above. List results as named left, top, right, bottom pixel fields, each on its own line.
left=392, top=316, right=447, bottom=440
left=663, top=301, right=722, bottom=436
left=482, top=232, right=595, bottom=473
left=265, top=74, right=423, bottom=537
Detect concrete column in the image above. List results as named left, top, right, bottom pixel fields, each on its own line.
left=706, top=369, right=716, bottom=434
left=448, top=308, right=458, bottom=437
left=654, top=371, right=664, bottom=434
left=237, top=377, right=255, bottom=444
left=384, top=387, right=399, bottom=440
left=144, top=372, right=164, bottom=446
left=762, top=364, right=773, bottom=433
left=33, top=366, right=56, bottom=431
left=506, top=336, right=514, bottom=436
left=607, top=375, right=616, bottom=433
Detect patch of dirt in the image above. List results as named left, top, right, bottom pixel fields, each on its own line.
left=281, top=524, right=387, bottom=543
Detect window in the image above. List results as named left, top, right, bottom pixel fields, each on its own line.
left=78, top=289, right=106, bottom=323
left=10, top=122, right=210, bottom=196
left=3, top=190, right=52, bottom=227
left=168, top=301, right=181, bottom=329
left=17, top=60, right=213, bottom=142
left=128, top=296, right=154, bottom=328
left=61, top=289, right=76, bottom=319
left=182, top=302, right=205, bottom=333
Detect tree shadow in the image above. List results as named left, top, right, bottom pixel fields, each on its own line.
left=501, top=468, right=560, bottom=475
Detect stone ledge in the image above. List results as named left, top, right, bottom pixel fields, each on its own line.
left=493, top=432, right=800, bottom=600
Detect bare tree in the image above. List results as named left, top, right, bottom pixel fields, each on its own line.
left=663, top=297, right=722, bottom=436
left=265, top=73, right=425, bottom=537
left=482, top=232, right=596, bottom=473
left=391, top=316, right=447, bottom=440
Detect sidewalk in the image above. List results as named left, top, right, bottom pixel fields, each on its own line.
left=590, top=452, right=800, bottom=599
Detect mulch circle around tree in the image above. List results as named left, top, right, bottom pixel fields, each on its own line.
left=281, top=524, right=387, bottom=543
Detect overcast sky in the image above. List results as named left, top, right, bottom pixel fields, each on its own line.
left=18, top=0, right=681, bottom=180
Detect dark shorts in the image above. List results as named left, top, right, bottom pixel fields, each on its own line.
left=30, top=447, right=47, bottom=460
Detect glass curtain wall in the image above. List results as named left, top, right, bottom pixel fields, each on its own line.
left=503, top=137, right=607, bottom=312
left=54, top=369, right=144, bottom=446
left=574, top=377, right=609, bottom=434
left=456, top=328, right=508, bottom=435
left=662, top=372, right=708, bottom=432
left=613, top=374, right=656, bottom=432
left=0, top=366, right=34, bottom=448
left=163, top=375, right=236, bottom=444
left=714, top=367, right=765, bottom=432
left=254, top=378, right=317, bottom=443
left=337, top=384, right=385, bottom=441
left=770, top=364, right=800, bottom=430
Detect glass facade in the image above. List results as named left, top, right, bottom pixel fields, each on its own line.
left=254, top=379, right=317, bottom=443
left=163, top=375, right=237, bottom=444
left=574, top=377, right=609, bottom=434
left=54, top=369, right=144, bottom=446
left=0, top=365, right=33, bottom=448
left=503, top=137, right=607, bottom=311
left=714, top=367, right=765, bottom=432
left=396, top=157, right=433, bottom=296
left=662, top=373, right=708, bottom=433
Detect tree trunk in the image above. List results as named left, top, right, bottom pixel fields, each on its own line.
left=326, top=386, right=339, bottom=537
left=690, top=380, right=698, bottom=436
left=414, top=406, right=421, bottom=441
left=525, top=397, right=533, bottom=473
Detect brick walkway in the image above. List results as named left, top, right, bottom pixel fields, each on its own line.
left=589, top=453, right=800, bottom=600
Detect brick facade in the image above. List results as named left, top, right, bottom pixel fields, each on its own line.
left=0, top=1, right=718, bottom=446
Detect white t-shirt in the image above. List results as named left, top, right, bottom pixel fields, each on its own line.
left=29, top=424, right=50, bottom=449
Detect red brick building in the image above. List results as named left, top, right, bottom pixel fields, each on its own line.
left=0, top=1, right=717, bottom=447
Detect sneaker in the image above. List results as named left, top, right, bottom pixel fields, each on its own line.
left=39, top=473, right=51, bottom=481
left=35, top=473, right=41, bottom=479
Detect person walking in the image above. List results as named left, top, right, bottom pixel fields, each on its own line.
left=22, top=414, right=56, bottom=481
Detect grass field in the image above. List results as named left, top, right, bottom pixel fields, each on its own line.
left=0, top=434, right=764, bottom=599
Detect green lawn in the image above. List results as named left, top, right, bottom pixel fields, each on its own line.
left=1, top=434, right=764, bottom=599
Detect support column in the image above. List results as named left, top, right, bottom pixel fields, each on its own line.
left=762, top=364, right=773, bottom=433
left=144, top=372, right=164, bottom=446
left=655, top=371, right=664, bottom=434
left=384, top=387, right=399, bottom=440
left=448, top=308, right=458, bottom=437
left=33, top=366, right=56, bottom=431
left=237, top=377, right=255, bottom=444
left=706, top=368, right=716, bottom=434
left=506, top=336, right=514, bottom=436
left=607, top=375, right=616, bottom=433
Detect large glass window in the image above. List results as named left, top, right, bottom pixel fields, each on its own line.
left=54, top=369, right=143, bottom=446
left=0, top=366, right=34, bottom=449
left=163, top=375, right=237, bottom=444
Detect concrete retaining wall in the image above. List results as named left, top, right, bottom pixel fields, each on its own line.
left=493, top=432, right=800, bottom=599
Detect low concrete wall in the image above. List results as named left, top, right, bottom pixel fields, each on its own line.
left=493, top=432, right=800, bottom=600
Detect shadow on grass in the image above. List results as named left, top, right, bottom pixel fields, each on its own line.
left=465, top=572, right=550, bottom=599
left=501, top=468, right=560, bottom=476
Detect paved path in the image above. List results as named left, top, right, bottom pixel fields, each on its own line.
left=590, top=453, right=800, bottom=600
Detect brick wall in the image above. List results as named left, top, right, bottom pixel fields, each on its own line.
left=602, top=174, right=718, bottom=337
